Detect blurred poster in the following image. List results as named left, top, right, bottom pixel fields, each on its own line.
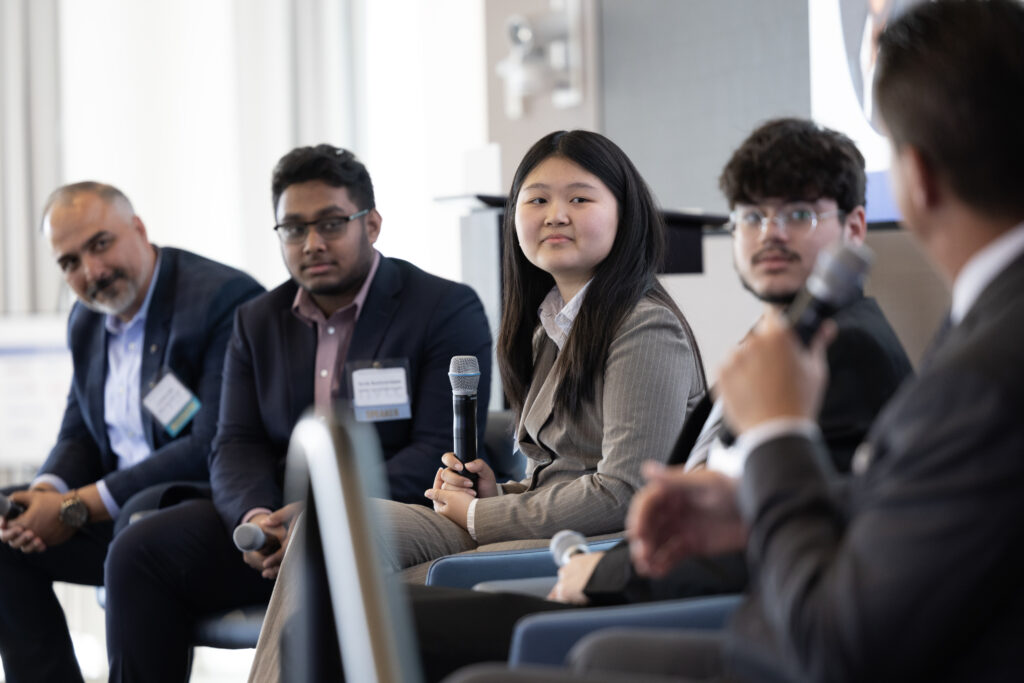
left=809, top=0, right=925, bottom=222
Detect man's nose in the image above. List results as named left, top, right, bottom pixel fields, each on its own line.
left=302, top=226, right=327, bottom=252
left=81, top=251, right=107, bottom=281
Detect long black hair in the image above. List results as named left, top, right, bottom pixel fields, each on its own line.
left=498, top=130, right=704, bottom=417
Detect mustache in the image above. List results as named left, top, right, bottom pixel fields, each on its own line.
left=751, top=245, right=800, bottom=264
left=86, top=269, right=127, bottom=300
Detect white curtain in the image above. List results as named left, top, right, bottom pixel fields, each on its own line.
left=0, top=0, right=62, bottom=314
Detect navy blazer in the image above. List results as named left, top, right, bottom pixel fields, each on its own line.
left=210, top=256, right=493, bottom=529
left=38, top=247, right=265, bottom=506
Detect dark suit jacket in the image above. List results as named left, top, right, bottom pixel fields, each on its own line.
left=209, top=256, right=492, bottom=529
left=582, top=295, right=912, bottom=604
left=37, top=247, right=264, bottom=507
left=729, top=253, right=1024, bottom=682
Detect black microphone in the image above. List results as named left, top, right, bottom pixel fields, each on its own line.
left=785, top=243, right=874, bottom=344
left=668, top=242, right=874, bottom=459
left=233, top=522, right=281, bottom=555
left=550, top=529, right=589, bottom=567
left=0, top=493, right=25, bottom=521
left=449, top=355, right=480, bottom=488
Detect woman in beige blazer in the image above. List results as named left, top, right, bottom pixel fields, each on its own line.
left=249, top=130, right=706, bottom=682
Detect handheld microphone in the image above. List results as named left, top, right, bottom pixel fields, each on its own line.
left=233, top=522, right=281, bottom=555
left=785, top=242, right=874, bottom=344
left=449, top=355, right=480, bottom=487
left=550, top=529, right=589, bottom=567
left=667, top=242, right=875, bottom=459
left=0, top=493, right=25, bottom=521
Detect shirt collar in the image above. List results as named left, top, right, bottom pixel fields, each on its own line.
left=292, top=249, right=382, bottom=324
left=105, top=248, right=162, bottom=336
left=538, top=281, right=591, bottom=351
left=951, top=221, right=1024, bottom=324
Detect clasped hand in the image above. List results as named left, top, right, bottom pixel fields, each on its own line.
left=0, top=489, right=73, bottom=553
left=424, top=452, right=497, bottom=530
left=242, top=501, right=303, bottom=580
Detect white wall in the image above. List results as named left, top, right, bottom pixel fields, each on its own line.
left=56, top=0, right=489, bottom=291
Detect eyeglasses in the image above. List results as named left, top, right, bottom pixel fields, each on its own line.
left=273, top=210, right=370, bottom=244
left=728, top=205, right=842, bottom=237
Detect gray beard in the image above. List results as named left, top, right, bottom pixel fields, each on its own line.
left=82, top=281, right=139, bottom=317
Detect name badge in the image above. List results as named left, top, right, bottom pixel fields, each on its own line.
left=142, top=372, right=200, bottom=436
left=350, top=364, right=411, bottom=422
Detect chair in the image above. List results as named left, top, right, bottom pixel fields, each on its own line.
left=508, top=593, right=743, bottom=667
left=96, top=585, right=266, bottom=650
left=483, top=409, right=525, bottom=482
left=424, top=538, right=622, bottom=589
left=287, top=409, right=423, bottom=683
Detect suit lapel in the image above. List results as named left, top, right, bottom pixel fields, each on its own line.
left=141, top=249, right=175, bottom=447
left=933, top=250, right=1024, bottom=366
left=521, top=335, right=559, bottom=452
left=279, top=287, right=317, bottom=420
left=343, top=258, right=401, bottom=398
left=78, top=312, right=110, bottom=454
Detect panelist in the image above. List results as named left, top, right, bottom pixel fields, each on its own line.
left=406, top=118, right=913, bottom=680
left=250, top=129, right=709, bottom=682
left=101, top=144, right=493, bottom=682
left=456, top=1, right=1024, bottom=680
left=0, top=182, right=264, bottom=683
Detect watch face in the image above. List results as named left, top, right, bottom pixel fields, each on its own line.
left=60, top=498, right=89, bottom=529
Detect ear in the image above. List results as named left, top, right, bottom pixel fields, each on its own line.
left=841, top=206, right=867, bottom=245
left=132, top=215, right=149, bottom=241
left=895, top=144, right=942, bottom=213
left=365, top=209, right=382, bottom=245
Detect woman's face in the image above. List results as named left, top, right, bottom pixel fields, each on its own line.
left=514, top=155, right=619, bottom=300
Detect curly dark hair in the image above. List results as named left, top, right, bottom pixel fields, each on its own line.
left=718, top=118, right=865, bottom=214
left=271, top=144, right=375, bottom=212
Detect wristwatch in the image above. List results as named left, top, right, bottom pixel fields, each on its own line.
left=58, top=492, right=89, bottom=530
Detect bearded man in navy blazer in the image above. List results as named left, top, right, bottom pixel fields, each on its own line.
left=102, top=145, right=492, bottom=682
left=0, top=182, right=264, bottom=683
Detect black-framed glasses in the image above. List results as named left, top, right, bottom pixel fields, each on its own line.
left=273, top=210, right=370, bottom=244
left=728, top=205, right=842, bottom=237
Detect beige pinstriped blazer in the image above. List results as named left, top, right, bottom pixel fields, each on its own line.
left=472, top=296, right=705, bottom=545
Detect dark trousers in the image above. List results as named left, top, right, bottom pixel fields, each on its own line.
left=0, top=484, right=112, bottom=683
left=104, top=498, right=275, bottom=683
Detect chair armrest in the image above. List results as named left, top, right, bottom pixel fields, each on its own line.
left=508, top=593, right=743, bottom=667
left=425, top=538, right=622, bottom=588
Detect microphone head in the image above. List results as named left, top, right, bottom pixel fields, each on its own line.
left=449, top=355, right=480, bottom=396
left=233, top=523, right=268, bottom=552
left=0, top=494, right=10, bottom=518
left=805, top=243, right=874, bottom=308
left=549, top=529, right=587, bottom=567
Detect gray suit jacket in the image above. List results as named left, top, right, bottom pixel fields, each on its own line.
left=730, top=251, right=1024, bottom=682
left=472, top=296, right=706, bottom=545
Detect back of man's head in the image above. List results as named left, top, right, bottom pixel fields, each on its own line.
left=876, top=0, right=1024, bottom=221
left=271, top=144, right=375, bottom=213
left=719, top=118, right=866, bottom=214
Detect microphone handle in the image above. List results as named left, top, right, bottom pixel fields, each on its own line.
left=718, top=293, right=841, bottom=447
left=787, top=289, right=840, bottom=347
left=3, top=503, right=25, bottom=521
left=258, top=536, right=282, bottom=555
left=453, top=394, right=479, bottom=487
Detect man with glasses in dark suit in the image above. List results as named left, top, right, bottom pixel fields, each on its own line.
left=102, top=145, right=492, bottom=682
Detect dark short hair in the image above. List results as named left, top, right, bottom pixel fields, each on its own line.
left=876, top=0, right=1024, bottom=219
left=498, top=130, right=704, bottom=416
left=270, top=144, right=375, bottom=213
left=718, top=118, right=866, bottom=214
left=40, top=181, right=134, bottom=231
